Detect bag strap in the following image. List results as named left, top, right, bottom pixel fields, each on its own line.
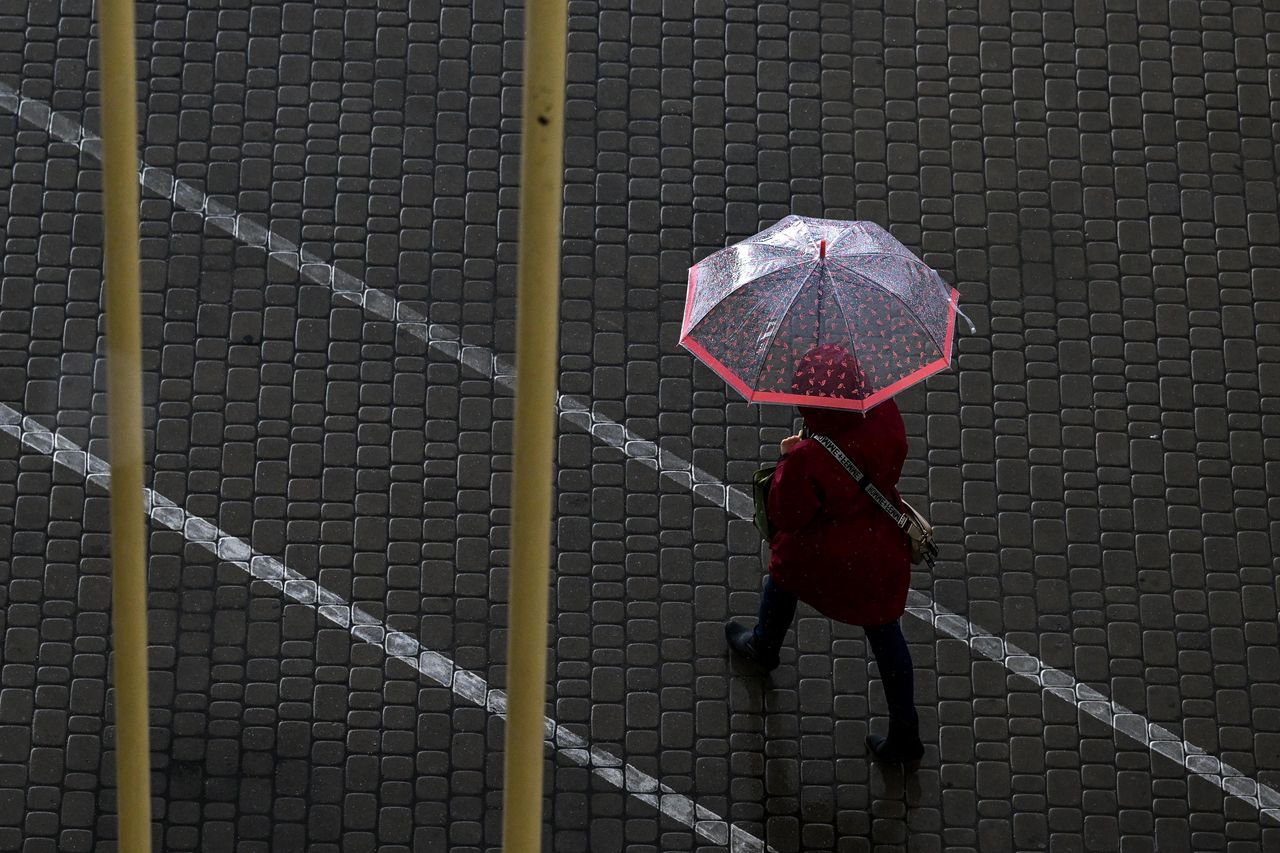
left=811, top=433, right=911, bottom=532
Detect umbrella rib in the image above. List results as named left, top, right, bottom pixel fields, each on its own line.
left=824, top=275, right=860, bottom=352
left=795, top=217, right=821, bottom=256
left=823, top=229, right=853, bottom=254
left=826, top=257, right=947, bottom=357
left=833, top=249, right=918, bottom=262
left=747, top=262, right=821, bottom=393
left=683, top=256, right=812, bottom=338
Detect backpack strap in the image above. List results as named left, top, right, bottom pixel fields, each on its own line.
left=811, top=433, right=910, bottom=531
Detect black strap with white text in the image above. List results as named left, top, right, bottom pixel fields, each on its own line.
left=811, top=434, right=911, bottom=531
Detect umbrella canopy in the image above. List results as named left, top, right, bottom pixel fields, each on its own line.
left=679, top=216, right=968, bottom=412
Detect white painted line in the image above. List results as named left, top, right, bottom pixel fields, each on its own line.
left=907, top=591, right=1280, bottom=820
left=0, top=401, right=774, bottom=853
left=2, top=82, right=740, bottom=518
left=3, top=83, right=1277, bottom=825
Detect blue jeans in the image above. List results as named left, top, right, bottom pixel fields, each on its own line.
left=753, top=577, right=919, bottom=731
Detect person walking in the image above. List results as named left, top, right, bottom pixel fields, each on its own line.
left=679, top=218, right=964, bottom=771
left=724, top=344, right=924, bottom=768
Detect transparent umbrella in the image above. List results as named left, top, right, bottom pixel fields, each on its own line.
left=680, top=215, right=974, bottom=411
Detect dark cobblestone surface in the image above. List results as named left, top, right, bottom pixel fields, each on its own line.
left=2, top=0, right=1280, bottom=851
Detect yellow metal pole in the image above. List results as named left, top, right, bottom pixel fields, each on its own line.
left=98, top=0, right=152, bottom=850
left=501, top=0, right=567, bottom=850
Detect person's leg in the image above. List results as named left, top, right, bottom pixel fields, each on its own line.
left=726, top=576, right=797, bottom=672
left=751, top=576, right=798, bottom=657
left=864, top=619, right=923, bottom=764
left=864, top=620, right=919, bottom=729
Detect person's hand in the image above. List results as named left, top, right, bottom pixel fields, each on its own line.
left=780, top=434, right=804, bottom=455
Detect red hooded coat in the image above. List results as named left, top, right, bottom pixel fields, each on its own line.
left=766, top=345, right=912, bottom=627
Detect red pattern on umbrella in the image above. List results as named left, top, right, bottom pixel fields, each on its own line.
left=791, top=343, right=868, bottom=399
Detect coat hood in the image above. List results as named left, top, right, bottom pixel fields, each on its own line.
left=791, top=344, right=869, bottom=435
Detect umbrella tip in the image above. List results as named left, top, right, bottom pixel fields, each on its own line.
left=819, top=239, right=826, bottom=260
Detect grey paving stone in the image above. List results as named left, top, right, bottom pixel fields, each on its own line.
left=1, top=1, right=1280, bottom=851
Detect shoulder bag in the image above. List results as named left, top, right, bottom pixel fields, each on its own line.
left=752, top=463, right=777, bottom=540
left=752, top=427, right=809, bottom=540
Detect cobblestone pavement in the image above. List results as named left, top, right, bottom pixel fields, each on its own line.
left=2, top=0, right=1280, bottom=851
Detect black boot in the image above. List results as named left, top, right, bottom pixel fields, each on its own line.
left=724, top=622, right=780, bottom=673
left=866, top=721, right=924, bottom=771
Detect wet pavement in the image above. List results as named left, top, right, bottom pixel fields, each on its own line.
left=1, top=0, right=1279, bottom=851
